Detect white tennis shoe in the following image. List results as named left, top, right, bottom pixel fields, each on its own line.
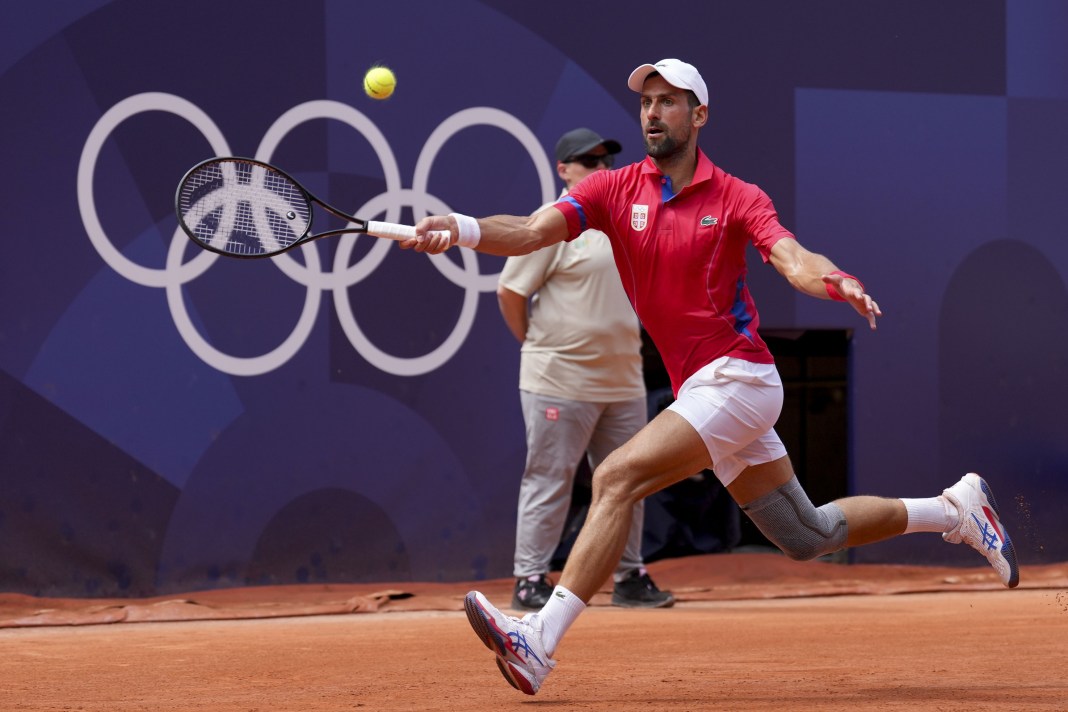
left=941, top=473, right=1020, bottom=588
left=464, top=591, right=555, bottom=695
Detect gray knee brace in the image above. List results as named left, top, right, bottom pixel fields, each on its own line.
left=740, top=476, right=848, bottom=561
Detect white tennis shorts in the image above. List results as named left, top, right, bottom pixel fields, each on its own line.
left=667, top=356, right=787, bottom=486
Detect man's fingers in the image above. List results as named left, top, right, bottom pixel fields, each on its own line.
left=863, top=298, right=880, bottom=330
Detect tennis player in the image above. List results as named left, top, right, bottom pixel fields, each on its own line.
left=404, top=58, right=1019, bottom=696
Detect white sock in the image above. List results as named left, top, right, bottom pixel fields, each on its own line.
left=533, top=585, right=586, bottom=657
left=901, top=496, right=959, bottom=534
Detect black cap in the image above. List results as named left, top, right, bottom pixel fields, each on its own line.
left=554, top=128, right=622, bottom=162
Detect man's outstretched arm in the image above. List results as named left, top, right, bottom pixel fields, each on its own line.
left=768, top=237, right=882, bottom=330
left=402, top=207, right=570, bottom=257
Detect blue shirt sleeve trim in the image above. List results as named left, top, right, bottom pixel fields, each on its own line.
left=560, top=195, right=587, bottom=233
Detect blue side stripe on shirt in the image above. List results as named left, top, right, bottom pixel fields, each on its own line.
left=730, top=276, right=754, bottom=338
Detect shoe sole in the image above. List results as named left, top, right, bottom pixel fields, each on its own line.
left=974, top=475, right=1020, bottom=589
left=464, top=592, right=537, bottom=695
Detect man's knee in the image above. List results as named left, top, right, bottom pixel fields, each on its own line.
left=589, top=457, right=630, bottom=503
left=741, top=477, right=847, bottom=561
left=590, top=449, right=651, bottom=509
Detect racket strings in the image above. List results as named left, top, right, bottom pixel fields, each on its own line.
left=178, top=160, right=312, bottom=256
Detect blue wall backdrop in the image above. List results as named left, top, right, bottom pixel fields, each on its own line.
left=1, top=0, right=1065, bottom=597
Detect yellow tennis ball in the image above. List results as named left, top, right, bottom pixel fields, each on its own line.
left=364, top=66, right=396, bottom=100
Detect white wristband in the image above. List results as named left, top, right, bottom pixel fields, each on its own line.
left=449, top=212, right=481, bottom=248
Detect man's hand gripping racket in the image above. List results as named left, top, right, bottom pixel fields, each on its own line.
left=401, top=215, right=459, bottom=254
left=175, top=157, right=448, bottom=259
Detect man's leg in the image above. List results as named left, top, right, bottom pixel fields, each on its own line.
left=729, top=457, right=1019, bottom=586
left=729, top=456, right=910, bottom=547
left=537, top=359, right=780, bottom=655
left=585, top=396, right=648, bottom=575
left=728, top=456, right=906, bottom=559
left=463, top=409, right=710, bottom=695
left=586, top=396, right=674, bottom=607
left=556, top=408, right=712, bottom=604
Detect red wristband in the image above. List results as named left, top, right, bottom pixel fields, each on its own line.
left=826, top=270, right=863, bottom=302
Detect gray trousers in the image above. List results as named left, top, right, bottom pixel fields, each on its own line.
left=513, top=390, right=647, bottom=581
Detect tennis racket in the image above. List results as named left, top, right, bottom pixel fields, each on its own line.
left=175, top=156, right=441, bottom=258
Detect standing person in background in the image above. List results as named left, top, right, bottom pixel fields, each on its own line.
left=498, top=128, right=673, bottom=611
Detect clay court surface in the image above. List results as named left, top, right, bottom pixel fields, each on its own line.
left=3, top=554, right=1067, bottom=711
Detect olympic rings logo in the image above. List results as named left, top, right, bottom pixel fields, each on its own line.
left=78, top=92, right=556, bottom=376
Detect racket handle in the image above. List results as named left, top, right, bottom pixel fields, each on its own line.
left=364, top=221, right=416, bottom=241
left=365, top=221, right=452, bottom=243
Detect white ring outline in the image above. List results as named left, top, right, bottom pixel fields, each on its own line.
left=333, top=192, right=479, bottom=376
left=165, top=221, right=323, bottom=377
left=78, top=92, right=229, bottom=288
left=412, top=107, right=556, bottom=293
left=251, top=100, right=404, bottom=289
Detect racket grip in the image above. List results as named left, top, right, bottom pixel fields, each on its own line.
left=365, top=221, right=416, bottom=241
left=365, top=221, right=453, bottom=244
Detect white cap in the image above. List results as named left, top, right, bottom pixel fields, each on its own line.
left=627, top=58, right=708, bottom=107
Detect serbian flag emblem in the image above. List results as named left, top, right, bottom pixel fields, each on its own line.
left=631, top=204, right=649, bottom=231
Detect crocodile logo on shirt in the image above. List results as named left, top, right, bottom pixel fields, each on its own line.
left=700, top=215, right=718, bottom=226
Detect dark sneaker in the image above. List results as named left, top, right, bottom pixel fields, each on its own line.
left=612, top=568, right=675, bottom=608
left=512, top=574, right=554, bottom=611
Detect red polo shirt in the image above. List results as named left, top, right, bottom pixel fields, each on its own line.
left=553, top=149, right=794, bottom=394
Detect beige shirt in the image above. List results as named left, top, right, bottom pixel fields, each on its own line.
left=498, top=227, right=645, bottom=402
